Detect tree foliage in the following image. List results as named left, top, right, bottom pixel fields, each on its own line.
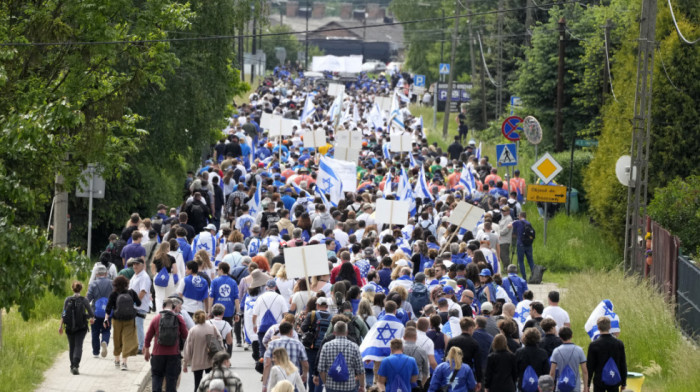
left=648, top=176, right=700, bottom=256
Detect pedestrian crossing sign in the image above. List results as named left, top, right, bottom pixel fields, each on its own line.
left=496, top=143, right=517, bottom=167
left=439, top=63, right=450, bottom=75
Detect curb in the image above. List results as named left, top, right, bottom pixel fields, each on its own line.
left=134, top=364, right=151, bottom=392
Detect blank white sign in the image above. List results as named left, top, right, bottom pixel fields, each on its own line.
left=446, top=202, right=485, bottom=231
left=374, top=199, right=410, bottom=226
left=284, top=244, right=330, bottom=279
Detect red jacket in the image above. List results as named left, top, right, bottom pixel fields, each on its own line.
left=330, top=261, right=363, bottom=285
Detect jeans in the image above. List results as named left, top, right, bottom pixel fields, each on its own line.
left=91, top=317, right=111, bottom=355
left=193, top=368, right=212, bottom=392
left=67, top=329, right=87, bottom=369
left=365, top=368, right=374, bottom=388
left=135, top=314, right=146, bottom=350
left=234, top=316, right=242, bottom=344
left=257, top=331, right=268, bottom=358
left=516, top=244, right=535, bottom=281
left=500, top=243, right=511, bottom=270
left=306, top=348, right=318, bottom=387
left=151, top=355, right=181, bottom=392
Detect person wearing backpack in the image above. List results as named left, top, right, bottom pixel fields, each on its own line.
left=377, top=339, right=419, bottom=392
left=143, top=298, right=189, bottom=392
left=508, top=212, right=536, bottom=281
left=59, top=281, right=95, bottom=375
left=586, top=317, right=626, bottom=392
left=549, top=327, right=588, bottom=392
left=427, top=346, right=477, bottom=392
left=86, top=265, right=113, bottom=358
left=318, top=321, right=366, bottom=392
left=104, top=275, right=141, bottom=371
left=252, top=279, right=289, bottom=359
left=515, top=328, right=550, bottom=392
left=408, top=273, right=430, bottom=317
left=301, top=297, right=333, bottom=390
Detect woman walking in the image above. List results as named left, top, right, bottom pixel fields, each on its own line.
left=266, top=347, right=305, bottom=392
left=152, top=242, right=178, bottom=312
left=196, top=352, right=243, bottom=392
left=485, top=334, right=518, bottom=392
left=427, top=346, right=477, bottom=392
left=183, top=310, right=224, bottom=392
left=60, top=281, right=95, bottom=375
left=104, top=275, right=141, bottom=370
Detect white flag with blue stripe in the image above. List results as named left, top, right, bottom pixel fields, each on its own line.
left=441, top=316, right=462, bottom=338
left=585, top=299, right=621, bottom=340
left=328, top=94, right=342, bottom=122
left=382, top=142, right=392, bottom=160
left=247, top=181, right=262, bottom=217
left=353, top=103, right=361, bottom=125
left=459, top=164, right=476, bottom=195
left=419, top=115, right=426, bottom=138
left=475, top=142, right=482, bottom=161
left=317, top=156, right=344, bottom=205
left=389, top=91, right=405, bottom=132
left=408, top=151, right=418, bottom=168
left=396, top=167, right=416, bottom=216
left=360, top=314, right=405, bottom=361
left=413, top=165, right=433, bottom=201
left=383, top=172, right=393, bottom=196
left=300, top=94, right=316, bottom=123
left=369, top=102, right=384, bottom=130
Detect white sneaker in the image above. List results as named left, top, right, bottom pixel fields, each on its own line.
left=101, top=341, right=108, bottom=358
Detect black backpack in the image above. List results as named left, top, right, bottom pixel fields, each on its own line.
left=63, top=297, right=88, bottom=333
left=114, top=292, right=137, bottom=319
left=157, top=311, right=180, bottom=346
left=522, top=222, right=536, bottom=246
left=408, top=284, right=430, bottom=316
left=507, top=200, right=518, bottom=220
left=346, top=318, right=362, bottom=345
left=302, top=310, right=332, bottom=349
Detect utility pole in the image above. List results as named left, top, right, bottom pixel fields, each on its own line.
left=602, top=20, right=612, bottom=106
left=442, top=0, right=461, bottom=138
left=239, top=27, right=245, bottom=82
left=53, top=173, right=68, bottom=248
left=624, top=0, right=657, bottom=273
left=496, top=0, right=504, bottom=115
left=555, top=17, right=566, bottom=152
left=251, top=13, right=257, bottom=83
left=480, top=51, right=486, bottom=127
left=441, top=9, right=445, bottom=64
left=525, top=0, right=533, bottom=45
left=363, top=0, right=368, bottom=61
left=305, top=0, right=310, bottom=70
left=466, top=0, right=476, bottom=85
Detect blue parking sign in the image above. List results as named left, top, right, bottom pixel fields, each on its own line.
left=414, top=75, right=426, bottom=87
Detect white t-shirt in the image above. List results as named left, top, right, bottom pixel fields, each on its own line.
left=129, top=270, right=152, bottom=313
left=275, top=278, right=295, bottom=302
left=209, top=318, right=232, bottom=341
left=542, top=305, right=571, bottom=331
left=252, top=291, right=289, bottom=328
left=333, top=229, right=349, bottom=248
left=291, top=291, right=312, bottom=312
left=416, top=331, right=435, bottom=358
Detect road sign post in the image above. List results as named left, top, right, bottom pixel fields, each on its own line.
left=530, top=153, right=563, bottom=246
left=76, top=164, right=105, bottom=258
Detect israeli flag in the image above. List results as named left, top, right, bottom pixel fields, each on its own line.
left=247, top=181, right=262, bottom=218
left=459, top=165, right=476, bottom=196
left=514, top=300, right=532, bottom=335
left=291, top=181, right=304, bottom=194
left=418, top=115, right=426, bottom=139
left=475, top=142, right=482, bottom=161
left=396, top=167, right=416, bottom=216
left=341, top=103, right=352, bottom=124
left=384, top=172, right=393, bottom=195
left=382, top=142, right=392, bottom=160
left=315, top=184, right=335, bottom=209
left=360, top=314, right=405, bottom=361
left=413, top=165, right=433, bottom=201
left=301, top=94, right=316, bottom=123
left=389, top=91, right=405, bottom=132
left=441, top=317, right=462, bottom=338
left=317, top=156, right=344, bottom=205
left=409, top=151, right=418, bottom=168
left=369, top=103, right=384, bottom=130
left=585, top=299, right=621, bottom=340
left=328, top=94, right=342, bottom=122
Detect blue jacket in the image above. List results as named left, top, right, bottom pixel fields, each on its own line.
left=427, top=362, right=477, bottom=392
left=502, top=273, right=528, bottom=303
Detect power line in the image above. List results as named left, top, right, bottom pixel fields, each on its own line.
left=476, top=31, right=501, bottom=87
left=603, top=29, right=618, bottom=102
left=667, top=0, right=700, bottom=45
left=565, top=26, right=588, bottom=41
left=0, top=0, right=586, bottom=47
left=656, top=46, right=682, bottom=91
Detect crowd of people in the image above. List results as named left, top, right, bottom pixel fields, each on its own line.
left=60, top=68, right=628, bottom=392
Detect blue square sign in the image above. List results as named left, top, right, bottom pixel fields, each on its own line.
left=439, top=63, right=450, bottom=75
left=496, top=143, right=518, bottom=167
left=414, top=75, right=426, bottom=87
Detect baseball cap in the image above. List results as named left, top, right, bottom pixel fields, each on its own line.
left=95, top=264, right=108, bottom=275
left=316, top=297, right=329, bottom=306
left=538, top=375, right=554, bottom=392
left=205, top=224, right=217, bottom=231
left=479, top=268, right=492, bottom=277
left=443, top=286, right=455, bottom=295
left=481, top=302, right=493, bottom=313
left=266, top=279, right=277, bottom=289
left=364, top=247, right=374, bottom=256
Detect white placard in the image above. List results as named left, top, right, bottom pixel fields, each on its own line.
left=376, top=96, right=392, bottom=112
left=446, top=202, right=485, bottom=231
left=374, top=199, right=410, bottom=226
left=303, top=129, right=327, bottom=148
left=328, top=83, right=346, bottom=97
left=260, top=113, right=282, bottom=133
left=284, top=244, right=330, bottom=279
left=333, top=146, right=360, bottom=163
left=280, top=118, right=299, bottom=136
left=335, top=130, right=363, bottom=149
left=322, top=156, right=358, bottom=192
left=390, top=133, right=413, bottom=152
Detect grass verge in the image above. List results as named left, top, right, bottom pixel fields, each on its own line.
left=564, top=270, right=700, bottom=392
left=0, top=286, right=71, bottom=392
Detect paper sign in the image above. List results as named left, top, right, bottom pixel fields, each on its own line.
left=284, top=244, right=330, bottom=279
left=376, top=96, right=392, bottom=112
left=374, top=199, right=410, bottom=226
left=323, top=156, right=358, bottom=192
left=333, top=146, right=360, bottom=163
left=390, top=133, right=413, bottom=152
left=260, top=113, right=282, bottom=133
left=335, top=130, right=363, bottom=149
left=280, top=118, right=299, bottom=136
left=303, top=129, right=327, bottom=148
left=328, top=83, right=345, bottom=97
left=447, top=202, right=485, bottom=231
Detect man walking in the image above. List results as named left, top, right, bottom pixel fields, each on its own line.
left=144, top=298, right=189, bottom=392
left=210, top=261, right=240, bottom=329
left=262, top=322, right=309, bottom=390
left=587, top=317, right=627, bottom=392
left=502, top=265, right=528, bottom=304
left=377, top=339, right=419, bottom=392
left=86, top=265, right=113, bottom=358
left=252, top=280, right=289, bottom=358
left=129, top=258, right=152, bottom=354
left=318, top=321, right=366, bottom=392
left=550, top=327, right=588, bottom=392
left=509, top=211, right=535, bottom=281
left=445, top=317, right=483, bottom=389
left=542, top=291, right=571, bottom=331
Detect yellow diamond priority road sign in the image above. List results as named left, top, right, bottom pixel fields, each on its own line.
left=531, top=152, right=562, bottom=184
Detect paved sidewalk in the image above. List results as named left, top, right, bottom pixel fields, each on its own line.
left=37, top=314, right=154, bottom=392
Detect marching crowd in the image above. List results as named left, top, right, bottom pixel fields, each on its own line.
left=60, top=68, right=628, bottom=392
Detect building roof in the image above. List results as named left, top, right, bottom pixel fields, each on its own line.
left=271, top=17, right=404, bottom=47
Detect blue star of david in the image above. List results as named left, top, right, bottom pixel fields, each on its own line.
left=376, top=323, right=398, bottom=344
left=321, top=178, right=333, bottom=194
left=604, top=307, right=617, bottom=319
left=200, top=243, right=210, bottom=251
left=246, top=301, right=255, bottom=310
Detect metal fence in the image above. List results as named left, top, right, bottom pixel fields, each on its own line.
left=677, top=255, right=700, bottom=342
left=649, top=220, right=680, bottom=300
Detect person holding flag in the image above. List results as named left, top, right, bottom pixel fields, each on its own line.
left=359, top=301, right=406, bottom=381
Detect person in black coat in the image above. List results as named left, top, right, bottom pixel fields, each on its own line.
left=445, top=317, right=483, bottom=385
left=587, top=316, right=627, bottom=392
left=515, top=328, right=550, bottom=389
left=538, top=318, right=562, bottom=357
left=485, top=334, right=517, bottom=392
left=497, top=318, right=522, bottom=354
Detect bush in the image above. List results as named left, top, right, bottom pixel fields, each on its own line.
left=647, top=175, right=700, bottom=256
left=550, top=150, right=593, bottom=212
